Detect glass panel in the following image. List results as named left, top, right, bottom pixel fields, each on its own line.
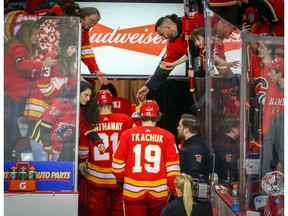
left=242, top=33, right=284, bottom=213
left=4, top=14, right=81, bottom=163
left=205, top=8, right=242, bottom=184
left=206, top=7, right=284, bottom=213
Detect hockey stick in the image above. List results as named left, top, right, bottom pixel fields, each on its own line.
left=131, top=81, right=140, bottom=106
left=184, top=0, right=194, bottom=93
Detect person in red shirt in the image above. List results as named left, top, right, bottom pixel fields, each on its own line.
left=112, top=100, right=180, bottom=216
left=24, top=30, right=78, bottom=133
left=240, top=0, right=284, bottom=36
left=80, top=7, right=108, bottom=85
left=262, top=57, right=284, bottom=136
left=78, top=89, right=134, bottom=216
left=137, top=13, right=204, bottom=100
left=29, top=84, right=77, bottom=161
left=4, top=20, right=57, bottom=160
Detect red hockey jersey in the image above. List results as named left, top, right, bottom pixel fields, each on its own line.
left=24, top=52, right=75, bottom=121
left=249, top=51, right=271, bottom=105
left=81, top=29, right=100, bottom=74
left=79, top=113, right=134, bottom=188
left=112, top=97, right=132, bottom=116
left=30, top=98, right=76, bottom=153
left=112, top=126, right=180, bottom=201
left=262, top=83, right=284, bottom=135
left=4, top=42, right=43, bottom=102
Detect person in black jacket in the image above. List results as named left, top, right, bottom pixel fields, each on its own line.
left=213, top=113, right=240, bottom=182
left=177, top=114, right=211, bottom=180
left=160, top=173, right=212, bottom=216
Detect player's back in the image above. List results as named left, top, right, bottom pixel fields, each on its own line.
left=114, top=125, right=179, bottom=200
left=112, top=96, right=132, bottom=116
left=85, top=113, right=133, bottom=188
left=95, top=113, right=134, bottom=166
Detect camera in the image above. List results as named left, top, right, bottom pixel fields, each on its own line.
left=194, top=174, right=209, bottom=202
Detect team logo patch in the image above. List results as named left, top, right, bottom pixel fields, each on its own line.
left=225, top=154, right=232, bottom=162
left=54, top=123, right=75, bottom=140
left=195, top=154, right=202, bottom=163
left=49, top=107, right=60, bottom=117
left=273, top=106, right=280, bottom=115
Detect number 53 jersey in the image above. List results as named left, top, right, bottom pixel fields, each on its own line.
left=79, top=113, right=134, bottom=188
left=112, top=125, right=180, bottom=201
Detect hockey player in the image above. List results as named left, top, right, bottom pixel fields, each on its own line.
left=78, top=89, right=134, bottom=216
left=100, top=83, right=132, bottom=116
left=112, top=100, right=180, bottom=216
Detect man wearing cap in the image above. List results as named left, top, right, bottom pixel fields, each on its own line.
left=262, top=57, right=284, bottom=135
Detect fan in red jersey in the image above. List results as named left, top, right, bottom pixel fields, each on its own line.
left=262, top=57, right=284, bottom=136
left=29, top=84, right=77, bottom=161
left=24, top=30, right=78, bottom=135
left=112, top=100, right=180, bottom=216
left=78, top=89, right=134, bottom=216
left=4, top=20, right=58, bottom=160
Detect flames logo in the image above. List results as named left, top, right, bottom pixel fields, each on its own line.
left=253, top=77, right=268, bottom=105
left=54, top=123, right=75, bottom=140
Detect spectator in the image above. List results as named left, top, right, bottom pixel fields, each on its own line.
left=24, top=30, right=78, bottom=134
left=4, top=20, right=57, bottom=160
left=177, top=114, right=210, bottom=180
left=29, top=84, right=77, bottom=161
left=80, top=7, right=108, bottom=85
left=240, top=0, right=283, bottom=36
left=213, top=114, right=240, bottom=182
left=112, top=100, right=180, bottom=216
left=29, top=0, right=65, bottom=16
left=137, top=13, right=204, bottom=100
left=261, top=112, right=284, bottom=176
left=160, top=173, right=213, bottom=216
left=190, top=27, right=205, bottom=77
left=78, top=89, right=134, bottom=216
left=262, top=57, right=284, bottom=135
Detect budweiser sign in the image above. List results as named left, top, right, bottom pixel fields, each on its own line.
left=89, top=24, right=167, bottom=56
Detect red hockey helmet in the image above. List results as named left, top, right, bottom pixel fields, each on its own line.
left=97, top=89, right=113, bottom=105
left=140, top=100, right=159, bottom=118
